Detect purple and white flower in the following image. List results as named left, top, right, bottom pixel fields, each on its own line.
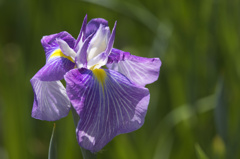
left=31, top=15, right=161, bottom=152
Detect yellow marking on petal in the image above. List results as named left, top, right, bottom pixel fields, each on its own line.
left=49, top=49, right=74, bottom=63
left=92, top=68, right=106, bottom=89
left=89, top=64, right=99, bottom=70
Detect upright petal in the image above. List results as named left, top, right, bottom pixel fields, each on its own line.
left=85, top=18, right=109, bottom=38
left=64, top=68, right=150, bottom=152
left=75, top=34, right=94, bottom=69
left=86, top=24, right=111, bottom=69
left=41, top=31, right=75, bottom=61
left=75, top=14, right=88, bottom=50
left=107, top=48, right=161, bottom=86
left=105, top=21, right=117, bottom=55
left=31, top=77, right=71, bottom=121
left=87, top=24, right=110, bottom=62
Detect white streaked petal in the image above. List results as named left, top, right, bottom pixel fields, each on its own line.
left=107, top=49, right=161, bottom=86
left=31, top=78, right=71, bottom=121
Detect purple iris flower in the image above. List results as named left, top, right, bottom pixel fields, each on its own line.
left=31, top=15, right=161, bottom=152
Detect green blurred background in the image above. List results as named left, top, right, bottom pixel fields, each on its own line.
left=0, top=0, right=240, bottom=158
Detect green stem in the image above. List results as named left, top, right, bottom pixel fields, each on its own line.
left=48, top=123, right=57, bottom=159
left=71, top=107, right=97, bottom=159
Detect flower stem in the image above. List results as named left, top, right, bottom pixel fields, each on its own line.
left=71, top=107, right=97, bottom=159
left=48, top=123, right=57, bottom=159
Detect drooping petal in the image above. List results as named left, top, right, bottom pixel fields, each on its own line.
left=36, top=49, right=75, bottom=81
left=64, top=68, right=150, bottom=152
left=85, top=18, right=109, bottom=38
left=41, top=31, right=75, bottom=61
left=38, top=31, right=76, bottom=81
left=107, top=48, right=161, bottom=86
left=31, top=77, right=71, bottom=121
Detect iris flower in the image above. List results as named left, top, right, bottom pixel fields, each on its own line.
left=31, top=15, right=161, bottom=152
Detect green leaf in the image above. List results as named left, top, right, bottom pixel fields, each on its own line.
left=153, top=133, right=173, bottom=159
left=214, top=76, right=228, bottom=143
left=195, top=144, right=209, bottom=159
left=48, top=123, right=57, bottom=159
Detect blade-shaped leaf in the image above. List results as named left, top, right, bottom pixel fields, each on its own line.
left=214, top=76, right=228, bottom=143
left=195, top=143, right=209, bottom=159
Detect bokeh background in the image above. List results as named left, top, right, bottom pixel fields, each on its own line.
left=0, top=0, right=240, bottom=158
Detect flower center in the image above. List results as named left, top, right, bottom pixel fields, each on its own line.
left=86, top=24, right=110, bottom=69
left=92, top=68, right=107, bottom=89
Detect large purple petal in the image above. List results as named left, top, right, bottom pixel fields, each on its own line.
left=31, top=77, right=71, bottom=121
left=64, top=68, right=150, bottom=152
left=41, top=31, right=75, bottom=61
left=107, top=48, right=161, bottom=86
